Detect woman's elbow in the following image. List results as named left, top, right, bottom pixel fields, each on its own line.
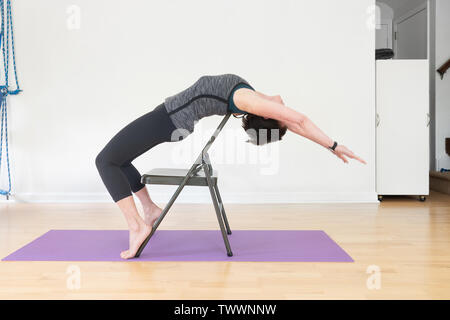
left=271, top=95, right=284, bottom=105
left=290, top=116, right=309, bottom=136
left=297, top=115, right=309, bottom=129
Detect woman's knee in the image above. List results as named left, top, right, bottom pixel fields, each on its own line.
left=95, top=150, right=109, bottom=170
left=96, top=147, right=126, bottom=171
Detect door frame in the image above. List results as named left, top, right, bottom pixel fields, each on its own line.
left=376, top=18, right=393, bottom=49
left=393, top=2, right=428, bottom=59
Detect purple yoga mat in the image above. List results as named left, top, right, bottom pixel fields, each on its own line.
left=2, top=230, right=353, bottom=262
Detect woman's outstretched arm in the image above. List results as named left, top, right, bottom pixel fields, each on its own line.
left=234, top=89, right=366, bottom=164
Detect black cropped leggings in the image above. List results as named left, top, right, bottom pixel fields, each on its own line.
left=95, top=103, right=179, bottom=202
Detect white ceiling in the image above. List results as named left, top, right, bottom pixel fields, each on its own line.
left=378, top=0, right=427, bottom=15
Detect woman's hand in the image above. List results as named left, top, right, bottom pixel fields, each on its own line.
left=332, top=145, right=367, bottom=164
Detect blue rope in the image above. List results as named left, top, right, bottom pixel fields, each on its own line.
left=0, top=0, right=21, bottom=199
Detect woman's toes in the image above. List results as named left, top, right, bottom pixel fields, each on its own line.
left=120, top=250, right=130, bottom=259
left=120, top=225, right=152, bottom=260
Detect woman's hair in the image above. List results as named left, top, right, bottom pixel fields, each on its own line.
left=240, top=113, right=287, bottom=145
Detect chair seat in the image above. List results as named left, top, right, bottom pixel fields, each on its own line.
left=141, top=168, right=218, bottom=186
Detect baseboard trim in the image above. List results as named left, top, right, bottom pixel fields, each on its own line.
left=2, top=191, right=378, bottom=204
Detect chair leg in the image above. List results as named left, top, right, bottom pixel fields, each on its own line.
left=213, top=183, right=232, bottom=235
left=203, top=164, right=233, bottom=257
left=134, top=164, right=196, bottom=258
left=202, top=152, right=231, bottom=234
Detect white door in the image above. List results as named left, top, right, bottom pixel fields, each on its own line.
left=376, top=20, right=392, bottom=49
left=394, top=6, right=427, bottom=59
left=376, top=60, right=429, bottom=195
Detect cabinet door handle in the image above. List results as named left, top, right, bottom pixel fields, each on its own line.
left=427, top=113, right=430, bottom=127
left=376, top=113, right=380, bottom=127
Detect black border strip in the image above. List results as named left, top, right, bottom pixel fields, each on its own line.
left=0, top=300, right=445, bottom=318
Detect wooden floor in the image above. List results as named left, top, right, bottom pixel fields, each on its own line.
left=1, top=191, right=450, bottom=299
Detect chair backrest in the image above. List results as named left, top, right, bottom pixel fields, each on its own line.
left=194, top=113, right=231, bottom=165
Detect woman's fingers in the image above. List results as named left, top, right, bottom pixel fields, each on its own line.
left=332, top=146, right=366, bottom=164
left=337, top=153, right=348, bottom=163
left=343, top=148, right=367, bottom=165
left=330, top=149, right=345, bottom=163
left=335, top=150, right=365, bottom=164
left=347, top=152, right=367, bottom=164
left=354, top=155, right=367, bottom=164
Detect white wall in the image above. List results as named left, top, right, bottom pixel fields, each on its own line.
left=434, top=0, right=450, bottom=170
left=377, top=1, right=394, bottom=20
left=1, top=0, right=376, bottom=203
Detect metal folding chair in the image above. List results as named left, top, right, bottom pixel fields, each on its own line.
left=134, top=113, right=233, bottom=258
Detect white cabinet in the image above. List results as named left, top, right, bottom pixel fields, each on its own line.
left=376, top=60, right=429, bottom=200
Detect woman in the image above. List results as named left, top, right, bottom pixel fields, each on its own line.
left=95, top=73, right=366, bottom=259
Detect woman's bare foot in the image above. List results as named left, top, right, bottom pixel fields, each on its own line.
left=143, top=203, right=163, bottom=227
left=120, top=223, right=152, bottom=259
